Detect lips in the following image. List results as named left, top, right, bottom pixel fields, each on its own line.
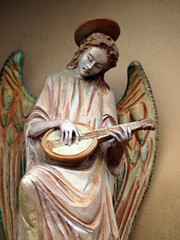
left=83, top=68, right=90, bottom=74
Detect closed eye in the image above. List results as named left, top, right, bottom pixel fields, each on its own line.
left=95, top=63, right=102, bottom=68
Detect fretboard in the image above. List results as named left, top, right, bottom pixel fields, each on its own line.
left=48, top=119, right=155, bottom=149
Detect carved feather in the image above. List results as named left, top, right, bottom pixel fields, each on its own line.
left=0, top=51, right=35, bottom=240
left=114, top=61, right=158, bottom=240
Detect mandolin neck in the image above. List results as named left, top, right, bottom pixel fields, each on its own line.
left=46, top=119, right=155, bottom=150
left=82, top=119, right=155, bottom=142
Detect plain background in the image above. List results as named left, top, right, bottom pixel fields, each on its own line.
left=0, top=0, right=179, bottom=239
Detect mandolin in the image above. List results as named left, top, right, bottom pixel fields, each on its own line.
left=42, top=119, right=155, bottom=164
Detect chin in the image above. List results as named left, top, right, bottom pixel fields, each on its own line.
left=80, top=70, right=90, bottom=78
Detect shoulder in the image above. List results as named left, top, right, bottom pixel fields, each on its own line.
left=44, top=69, right=70, bottom=86
left=47, top=69, right=68, bottom=80
left=102, top=86, right=115, bottom=100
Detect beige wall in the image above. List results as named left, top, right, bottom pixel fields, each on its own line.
left=0, top=0, right=179, bottom=239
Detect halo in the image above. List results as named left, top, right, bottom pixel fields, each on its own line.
left=74, top=17, right=120, bottom=46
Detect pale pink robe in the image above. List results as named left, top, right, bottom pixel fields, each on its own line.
left=18, top=69, right=120, bottom=240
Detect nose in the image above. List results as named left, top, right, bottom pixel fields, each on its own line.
left=87, top=61, right=95, bottom=70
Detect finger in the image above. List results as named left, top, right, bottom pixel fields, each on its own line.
left=64, top=131, right=68, bottom=145
left=77, top=129, right=82, bottom=137
left=61, top=130, right=65, bottom=144
left=75, top=130, right=81, bottom=144
left=112, top=129, right=127, bottom=141
left=68, top=131, right=72, bottom=146
left=108, top=138, right=116, bottom=146
left=120, top=126, right=128, bottom=138
left=109, top=131, right=125, bottom=142
left=127, top=127, right=133, bottom=140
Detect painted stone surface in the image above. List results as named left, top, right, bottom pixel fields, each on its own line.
left=0, top=51, right=35, bottom=240
left=0, top=19, right=158, bottom=240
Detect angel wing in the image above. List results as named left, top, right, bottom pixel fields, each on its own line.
left=114, top=61, right=158, bottom=240
left=0, top=50, right=35, bottom=240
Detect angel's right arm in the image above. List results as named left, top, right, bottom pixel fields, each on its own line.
left=28, top=119, right=80, bottom=145
left=26, top=75, right=80, bottom=144
left=28, top=120, right=60, bottom=137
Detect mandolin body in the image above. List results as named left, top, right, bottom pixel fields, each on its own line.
left=42, top=119, right=155, bottom=164
left=42, top=123, right=98, bottom=164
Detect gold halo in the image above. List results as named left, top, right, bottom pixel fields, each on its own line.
left=74, top=17, right=120, bottom=46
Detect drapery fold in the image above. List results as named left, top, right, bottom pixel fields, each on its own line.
left=19, top=70, right=119, bottom=240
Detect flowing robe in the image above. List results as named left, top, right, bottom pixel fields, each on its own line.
left=18, top=69, right=120, bottom=240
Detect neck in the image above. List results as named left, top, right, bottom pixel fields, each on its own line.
left=69, top=67, right=83, bottom=79
left=68, top=68, right=98, bottom=82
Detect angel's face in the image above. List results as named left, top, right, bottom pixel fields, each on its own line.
left=77, top=47, right=108, bottom=78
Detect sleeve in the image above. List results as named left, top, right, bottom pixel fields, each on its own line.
left=101, top=89, right=122, bottom=177
left=24, top=76, right=53, bottom=171
left=102, top=89, right=117, bottom=128
left=25, top=75, right=53, bottom=136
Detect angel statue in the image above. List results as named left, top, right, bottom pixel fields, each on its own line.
left=0, top=18, right=158, bottom=240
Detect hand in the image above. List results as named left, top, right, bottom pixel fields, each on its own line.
left=109, top=127, right=132, bottom=148
left=60, top=119, right=81, bottom=146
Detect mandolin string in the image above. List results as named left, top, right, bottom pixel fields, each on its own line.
left=48, top=123, right=137, bottom=148
left=48, top=125, right=122, bottom=148
left=47, top=119, right=154, bottom=148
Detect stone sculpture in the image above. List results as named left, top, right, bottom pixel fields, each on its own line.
left=0, top=18, right=158, bottom=240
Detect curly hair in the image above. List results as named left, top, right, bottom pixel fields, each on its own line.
left=66, top=32, right=119, bottom=90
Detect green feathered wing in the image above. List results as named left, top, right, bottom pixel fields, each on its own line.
left=0, top=51, right=35, bottom=240
left=0, top=55, right=158, bottom=240
left=114, top=61, right=158, bottom=240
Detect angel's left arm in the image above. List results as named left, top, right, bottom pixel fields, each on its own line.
left=101, top=90, right=132, bottom=176
left=101, top=117, right=131, bottom=176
